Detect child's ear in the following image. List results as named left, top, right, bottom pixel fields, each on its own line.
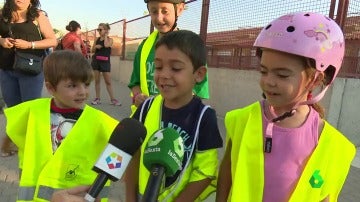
left=194, top=66, right=207, bottom=83
left=176, top=3, right=185, bottom=17
left=45, top=82, right=56, bottom=96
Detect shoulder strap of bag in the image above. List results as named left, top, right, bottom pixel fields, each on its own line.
left=33, top=18, right=43, bottom=40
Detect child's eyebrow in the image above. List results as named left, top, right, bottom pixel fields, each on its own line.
left=260, top=64, right=292, bottom=72
left=154, top=58, right=186, bottom=65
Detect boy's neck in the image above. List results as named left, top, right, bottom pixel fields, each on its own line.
left=51, top=99, right=81, bottom=113
left=163, top=95, right=194, bottom=109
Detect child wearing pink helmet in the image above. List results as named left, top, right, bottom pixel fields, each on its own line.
left=217, top=12, right=355, bottom=202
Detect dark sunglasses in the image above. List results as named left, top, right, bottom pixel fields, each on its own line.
left=97, top=29, right=103, bottom=32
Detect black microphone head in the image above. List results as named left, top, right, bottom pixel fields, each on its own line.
left=93, top=118, right=146, bottom=181
left=109, top=118, right=147, bottom=155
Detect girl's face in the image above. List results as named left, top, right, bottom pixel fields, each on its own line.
left=154, top=45, right=205, bottom=108
left=259, top=50, right=313, bottom=110
left=46, top=79, right=90, bottom=109
left=14, top=0, right=31, bottom=10
left=147, top=2, right=184, bottom=33
left=97, top=26, right=108, bottom=36
left=75, top=27, right=82, bottom=35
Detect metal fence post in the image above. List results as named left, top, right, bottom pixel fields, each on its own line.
left=199, top=0, right=210, bottom=43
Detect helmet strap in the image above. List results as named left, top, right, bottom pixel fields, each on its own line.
left=264, top=104, right=296, bottom=153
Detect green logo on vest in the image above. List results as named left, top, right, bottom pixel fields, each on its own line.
left=65, top=164, right=79, bottom=181
left=309, top=170, right=324, bottom=188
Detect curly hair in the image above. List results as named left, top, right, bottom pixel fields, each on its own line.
left=1, top=0, right=41, bottom=22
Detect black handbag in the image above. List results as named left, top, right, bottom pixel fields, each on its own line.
left=13, top=51, right=43, bottom=75
left=9, top=21, right=44, bottom=75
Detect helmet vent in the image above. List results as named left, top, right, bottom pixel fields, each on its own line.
left=265, top=24, right=272, bottom=30
left=287, top=26, right=295, bottom=32
left=304, top=13, right=310, bottom=17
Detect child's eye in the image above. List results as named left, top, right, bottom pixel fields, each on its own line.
left=277, top=74, right=289, bottom=79
left=259, top=69, right=267, bottom=75
left=172, top=67, right=181, bottom=72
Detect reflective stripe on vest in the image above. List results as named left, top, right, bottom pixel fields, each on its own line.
left=17, top=185, right=110, bottom=201
left=225, top=102, right=355, bottom=202
left=18, top=186, right=35, bottom=201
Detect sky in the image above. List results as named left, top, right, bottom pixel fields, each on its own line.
left=40, top=0, right=148, bottom=32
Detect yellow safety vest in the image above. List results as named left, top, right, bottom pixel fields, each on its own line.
left=5, top=98, right=119, bottom=202
left=224, top=102, right=355, bottom=202
left=138, top=95, right=217, bottom=201
left=130, top=31, right=159, bottom=114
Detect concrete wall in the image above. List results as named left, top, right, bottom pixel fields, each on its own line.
left=110, top=56, right=360, bottom=146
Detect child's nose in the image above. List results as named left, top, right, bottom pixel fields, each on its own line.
left=264, top=75, right=276, bottom=86
left=160, top=68, right=172, bottom=78
left=156, top=13, right=165, bottom=22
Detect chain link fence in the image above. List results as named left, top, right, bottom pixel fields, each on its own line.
left=82, top=0, right=360, bottom=78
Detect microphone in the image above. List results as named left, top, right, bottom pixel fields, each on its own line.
left=142, top=128, right=185, bottom=202
left=84, top=118, right=146, bottom=202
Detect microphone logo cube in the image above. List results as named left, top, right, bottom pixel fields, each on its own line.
left=106, top=152, right=123, bottom=169
left=173, top=136, right=184, bottom=158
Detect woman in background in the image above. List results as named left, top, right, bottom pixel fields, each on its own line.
left=62, top=20, right=86, bottom=57
left=0, top=0, right=57, bottom=157
left=90, top=23, right=121, bottom=106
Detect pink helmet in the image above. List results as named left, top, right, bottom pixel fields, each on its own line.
left=254, top=12, right=345, bottom=85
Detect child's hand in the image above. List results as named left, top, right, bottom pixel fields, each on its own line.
left=134, top=93, right=148, bottom=107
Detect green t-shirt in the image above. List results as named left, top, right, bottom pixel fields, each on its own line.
left=128, top=33, right=209, bottom=98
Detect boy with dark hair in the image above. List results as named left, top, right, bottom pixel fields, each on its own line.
left=126, top=30, right=223, bottom=202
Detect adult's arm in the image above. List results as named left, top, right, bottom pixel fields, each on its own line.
left=33, top=11, right=57, bottom=49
